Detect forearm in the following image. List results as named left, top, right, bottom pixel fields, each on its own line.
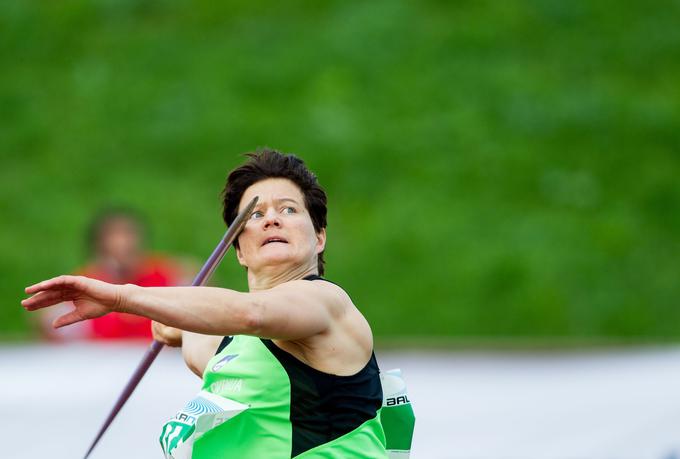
left=120, top=285, right=260, bottom=335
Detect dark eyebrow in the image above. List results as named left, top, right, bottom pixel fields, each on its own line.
left=247, top=197, right=299, bottom=212
left=274, top=198, right=299, bottom=205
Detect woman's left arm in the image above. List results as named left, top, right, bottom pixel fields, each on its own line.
left=127, top=279, right=340, bottom=339
left=23, top=275, right=340, bottom=340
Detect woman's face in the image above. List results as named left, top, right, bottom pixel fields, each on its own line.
left=235, top=178, right=325, bottom=274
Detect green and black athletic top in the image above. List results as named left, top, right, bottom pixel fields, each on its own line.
left=169, top=274, right=387, bottom=458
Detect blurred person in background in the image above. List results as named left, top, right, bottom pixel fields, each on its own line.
left=39, top=207, right=190, bottom=341
left=24, top=150, right=390, bottom=458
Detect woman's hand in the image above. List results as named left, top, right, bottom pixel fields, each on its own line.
left=22, top=275, right=124, bottom=329
left=152, top=321, right=183, bottom=347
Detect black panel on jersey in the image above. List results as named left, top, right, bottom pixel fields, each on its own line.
left=215, top=336, right=234, bottom=355
left=301, top=274, right=333, bottom=283
left=262, top=275, right=383, bottom=457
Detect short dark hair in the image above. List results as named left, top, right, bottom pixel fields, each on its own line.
left=222, top=149, right=328, bottom=275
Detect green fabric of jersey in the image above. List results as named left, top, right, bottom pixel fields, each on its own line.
left=189, top=335, right=387, bottom=458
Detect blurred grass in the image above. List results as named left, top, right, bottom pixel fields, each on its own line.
left=1, top=0, right=679, bottom=342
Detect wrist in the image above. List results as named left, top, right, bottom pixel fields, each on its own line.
left=115, top=283, right=137, bottom=314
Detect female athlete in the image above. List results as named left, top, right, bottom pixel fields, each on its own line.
left=22, top=149, right=387, bottom=458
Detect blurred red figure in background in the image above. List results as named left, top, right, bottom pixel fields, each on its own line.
left=40, top=208, right=188, bottom=340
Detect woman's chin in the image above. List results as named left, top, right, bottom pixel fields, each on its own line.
left=257, top=253, right=298, bottom=270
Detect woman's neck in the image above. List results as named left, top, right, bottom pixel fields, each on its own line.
left=247, top=263, right=318, bottom=291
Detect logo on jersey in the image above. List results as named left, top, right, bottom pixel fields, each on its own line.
left=386, top=395, right=410, bottom=406
left=212, top=354, right=239, bottom=371
left=209, top=378, right=243, bottom=394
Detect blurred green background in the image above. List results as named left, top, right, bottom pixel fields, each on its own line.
left=1, top=0, right=678, bottom=344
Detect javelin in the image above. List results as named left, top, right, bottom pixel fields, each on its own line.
left=82, top=196, right=258, bottom=459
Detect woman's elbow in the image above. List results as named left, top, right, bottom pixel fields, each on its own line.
left=240, top=298, right=265, bottom=336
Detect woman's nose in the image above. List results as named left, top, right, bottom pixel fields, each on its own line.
left=263, top=210, right=281, bottom=228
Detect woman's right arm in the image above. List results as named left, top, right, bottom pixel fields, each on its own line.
left=151, top=321, right=222, bottom=378
left=181, top=331, right=222, bottom=377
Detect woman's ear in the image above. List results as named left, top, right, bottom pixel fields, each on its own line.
left=235, top=246, right=248, bottom=268
left=315, top=228, right=327, bottom=254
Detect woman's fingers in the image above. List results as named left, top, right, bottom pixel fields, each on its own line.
left=21, top=290, right=70, bottom=311
left=152, top=321, right=183, bottom=347
left=53, top=309, right=86, bottom=329
left=22, top=275, right=115, bottom=330
left=25, top=275, right=80, bottom=295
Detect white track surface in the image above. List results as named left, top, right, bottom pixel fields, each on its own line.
left=2, top=343, right=680, bottom=459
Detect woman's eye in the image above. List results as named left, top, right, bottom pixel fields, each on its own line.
left=250, top=211, right=264, bottom=219
left=282, top=207, right=296, bottom=215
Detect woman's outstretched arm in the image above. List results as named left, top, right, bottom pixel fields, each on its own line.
left=23, top=274, right=340, bottom=340
left=22, top=275, right=259, bottom=335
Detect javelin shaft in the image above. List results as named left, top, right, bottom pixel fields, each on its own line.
left=83, top=196, right=258, bottom=459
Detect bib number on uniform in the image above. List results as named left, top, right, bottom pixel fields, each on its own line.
left=160, top=390, right=248, bottom=459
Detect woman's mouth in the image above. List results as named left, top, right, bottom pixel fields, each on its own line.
left=262, top=237, right=288, bottom=246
